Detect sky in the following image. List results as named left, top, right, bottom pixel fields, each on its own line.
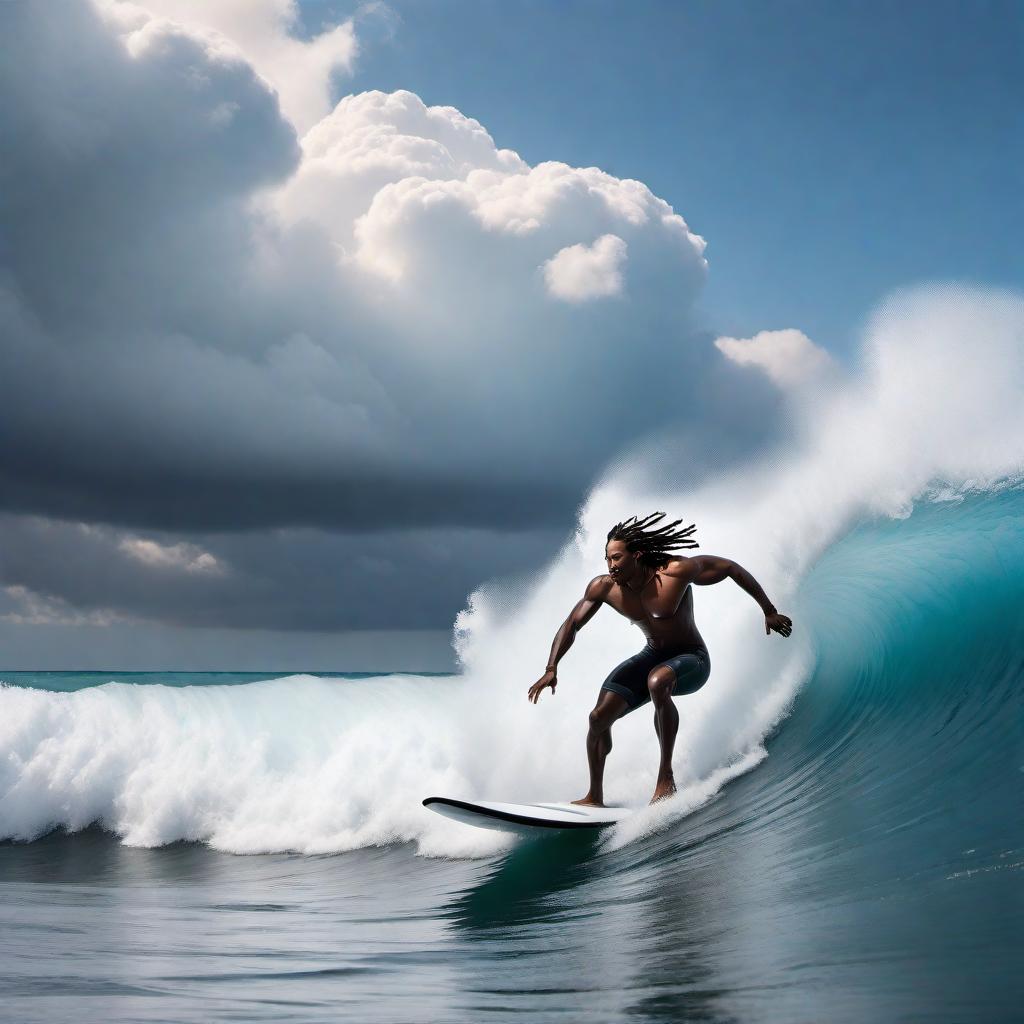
left=337, top=0, right=1023, bottom=351
left=0, top=0, right=1019, bottom=671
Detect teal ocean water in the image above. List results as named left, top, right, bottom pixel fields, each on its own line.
left=2, top=487, right=1022, bottom=1021
left=1, top=670, right=448, bottom=692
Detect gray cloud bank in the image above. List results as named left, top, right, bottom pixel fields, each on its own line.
left=0, top=1, right=782, bottom=648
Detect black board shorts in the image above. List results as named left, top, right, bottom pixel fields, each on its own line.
left=600, top=644, right=711, bottom=715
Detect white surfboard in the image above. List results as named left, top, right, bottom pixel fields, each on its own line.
left=423, top=796, right=632, bottom=833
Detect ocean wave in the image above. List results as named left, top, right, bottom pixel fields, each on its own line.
left=2, top=284, right=1023, bottom=860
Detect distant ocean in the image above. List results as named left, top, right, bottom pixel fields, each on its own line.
left=2, top=486, right=1022, bottom=1021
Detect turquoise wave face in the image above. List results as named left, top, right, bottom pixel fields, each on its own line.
left=715, top=486, right=1024, bottom=963
left=795, top=485, right=1024, bottom=761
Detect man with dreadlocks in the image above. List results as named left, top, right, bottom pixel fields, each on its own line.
left=527, top=512, right=793, bottom=805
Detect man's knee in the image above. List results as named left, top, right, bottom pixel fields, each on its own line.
left=647, top=666, right=675, bottom=701
left=589, top=706, right=616, bottom=732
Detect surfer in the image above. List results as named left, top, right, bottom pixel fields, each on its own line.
left=527, top=513, right=793, bottom=806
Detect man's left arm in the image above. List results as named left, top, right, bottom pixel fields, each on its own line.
left=688, top=556, right=793, bottom=637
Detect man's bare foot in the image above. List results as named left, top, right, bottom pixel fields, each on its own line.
left=570, top=796, right=605, bottom=807
left=648, top=778, right=677, bottom=804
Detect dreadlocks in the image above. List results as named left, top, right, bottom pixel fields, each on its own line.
left=606, top=512, right=699, bottom=568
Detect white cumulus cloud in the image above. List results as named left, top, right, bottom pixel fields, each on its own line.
left=543, top=234, right=628, bottom=302
left=714, top=328, right=834, bottom=388
left=96, top=0, right=358, bottom=133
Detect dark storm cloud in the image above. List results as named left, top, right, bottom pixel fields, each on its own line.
left=0, top=515, right=565, bottom=631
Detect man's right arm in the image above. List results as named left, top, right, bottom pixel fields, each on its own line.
left=544, top=576, right=608, bottom=672
left=529, top=577, right=610, bottom=704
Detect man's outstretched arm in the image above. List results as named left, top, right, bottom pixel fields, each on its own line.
left=689, top=555, right=793, bottom=637
left=528, top=576, right=607, bottom=704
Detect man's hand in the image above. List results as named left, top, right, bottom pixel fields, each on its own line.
left=765, top=611, right=793, bottom=637
left=528, top=670, right=557, bottom=704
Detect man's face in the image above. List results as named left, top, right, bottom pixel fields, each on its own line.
left=605, top=539, right=636, bottom=582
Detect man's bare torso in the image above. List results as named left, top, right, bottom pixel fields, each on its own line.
left=597, top=556, right=706, bottom=650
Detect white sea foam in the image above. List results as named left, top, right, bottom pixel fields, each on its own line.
left=2, top=284, right=1023, bottom=856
